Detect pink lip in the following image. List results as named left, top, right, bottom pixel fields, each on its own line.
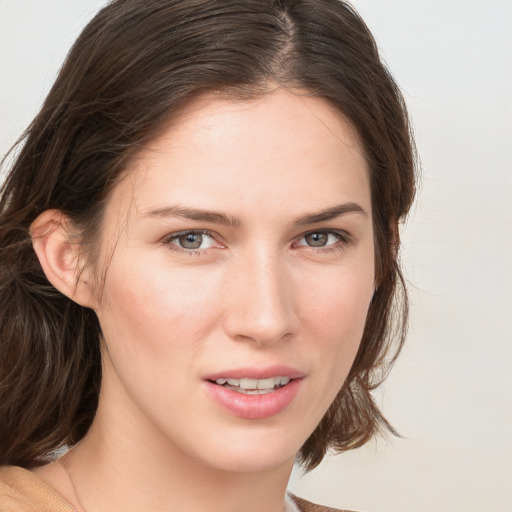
left=204, top=365, right=304, bottom=381
left=204, top=366, right=304, bottom=420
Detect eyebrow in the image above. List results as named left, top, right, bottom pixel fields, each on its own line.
left=142, top=202, right=367, bottom=227
left=294, top=202, right=368, bottom=225
left=143, top=205, right=241, bottom=227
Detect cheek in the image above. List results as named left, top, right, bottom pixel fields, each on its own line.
left=300, top=265, right=375, bottom=376
left=105, top=258, right=218, bottom=324
left=304, top=260, right=374, bottom=328
left=96, top=259, right=222, bottom=375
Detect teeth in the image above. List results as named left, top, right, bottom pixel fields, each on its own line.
left=240, top=378, right=258, bottom=390
left=215, top=376, right=291, bottom=391
left=256, top=377, right=275, bottom=390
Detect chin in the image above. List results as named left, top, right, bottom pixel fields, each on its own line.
left=204, top=449, right=296, bottom=475
left=184, top=425, right=304, bottom=475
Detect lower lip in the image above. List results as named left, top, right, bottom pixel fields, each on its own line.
left=204, top=379, right=301, bottom=420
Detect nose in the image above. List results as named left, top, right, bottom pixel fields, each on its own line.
left=222, top=249, right=296, bottom=346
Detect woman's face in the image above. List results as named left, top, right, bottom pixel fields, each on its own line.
left=89, top=89, right=375, bottom=474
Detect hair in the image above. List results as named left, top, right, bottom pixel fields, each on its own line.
left=0, top=0, right=416, bottom=471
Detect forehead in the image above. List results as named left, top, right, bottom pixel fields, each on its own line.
left=109, top=89, right=370, bottom=222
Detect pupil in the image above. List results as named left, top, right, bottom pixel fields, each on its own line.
left=180, top=233, right=202, bottom=249
left=306, top=232, right=327, bottom=247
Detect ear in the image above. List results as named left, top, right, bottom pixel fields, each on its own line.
left=30, top=209, right=97, bottom=309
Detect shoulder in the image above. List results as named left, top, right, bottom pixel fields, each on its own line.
left=1, top=467, right=358, bottom=512
left=0, top=465, right=76, bottom=512
left=290, top=493, right=359, bottom=512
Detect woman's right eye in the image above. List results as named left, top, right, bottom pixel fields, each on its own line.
left=162, top=230, right=219, bottom=253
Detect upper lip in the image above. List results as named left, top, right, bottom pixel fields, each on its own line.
left=204, top=365, right=304, bottom=381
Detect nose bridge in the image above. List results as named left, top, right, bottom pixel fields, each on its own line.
left=223, top=245, right=294, bottom=345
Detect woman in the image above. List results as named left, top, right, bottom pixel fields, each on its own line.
left=0, top=1, right=416, bottom=511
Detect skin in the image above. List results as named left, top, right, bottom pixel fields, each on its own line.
left=31, top=89, right=375, bottom=512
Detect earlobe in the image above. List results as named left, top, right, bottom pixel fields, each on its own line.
left=30, top=209, right=96, bottom=308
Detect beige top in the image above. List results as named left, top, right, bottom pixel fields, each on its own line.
left=0, top=465, right=351, bottom=512
left=0, top=465, right=77, bottom=512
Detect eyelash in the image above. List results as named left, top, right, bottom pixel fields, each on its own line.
left=161, top=229, right=352, bottom=255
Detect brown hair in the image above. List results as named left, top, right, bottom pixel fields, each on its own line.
left=0, top=0, right=416, bottom=471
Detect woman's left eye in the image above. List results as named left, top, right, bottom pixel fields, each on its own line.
left=295, top=231, right=349, bottom=250
left=163, top=231, right=218, bottom=252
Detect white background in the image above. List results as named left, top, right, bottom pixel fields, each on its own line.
left=1, top=2, right=511, bottom=511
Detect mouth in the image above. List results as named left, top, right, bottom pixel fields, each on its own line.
left=204, top=368, right=303, bottom=419
left=209, top=376, right=292, bottom=395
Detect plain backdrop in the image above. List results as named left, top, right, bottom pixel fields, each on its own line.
left=1, top=2, right=511, bottom=511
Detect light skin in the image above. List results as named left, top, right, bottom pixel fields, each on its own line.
left=31, top=89, right=375, bottom=512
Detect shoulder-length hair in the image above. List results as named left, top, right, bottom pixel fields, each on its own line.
left=0, top=0, right=416, bottom=471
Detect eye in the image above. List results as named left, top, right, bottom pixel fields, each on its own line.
left=295, top=230, right=350, bottom=250
left=163, top=230, right=218, bottom=252
left=304, top=232, right=331, bottom=247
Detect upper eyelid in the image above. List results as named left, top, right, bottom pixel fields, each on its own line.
left=295, top=228, right=352, bottom=240
left=163, top=228, right=349, bottom=238
left=163, top=229, right=215, bottom=240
